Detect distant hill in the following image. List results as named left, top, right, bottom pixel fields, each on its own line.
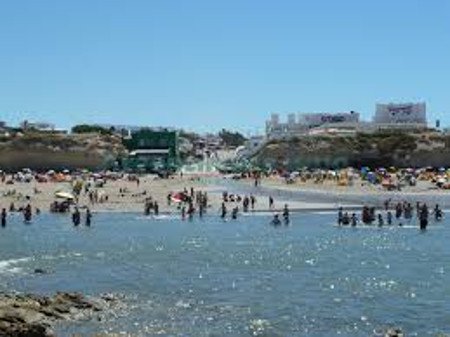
left=252, top=132, right=450, bottom=169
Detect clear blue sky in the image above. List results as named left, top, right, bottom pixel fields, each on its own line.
left=1, top=0, right=449, bottom=134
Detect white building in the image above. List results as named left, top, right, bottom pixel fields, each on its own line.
left=374, top=102, right=427, bottom=125
left=266, top=111, right=360, bottom=139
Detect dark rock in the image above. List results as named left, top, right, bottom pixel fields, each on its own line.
left=0, top=292, right=114, bottom=337
left=1, top=323, right=54, bottom=337
left=385, top=327, right=404, bottom=337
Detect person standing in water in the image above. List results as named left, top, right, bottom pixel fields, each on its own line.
left=231, top=207, right=238, bottom=220
left=23, top=204, right=32, bottom=223
left=221, top=202, right=227, bottom=219
left=337, top=207, right=344, bottom=226
left=1, top=208, right=6, bottom=227
left=377, top=214, right=384, bottom=227
left=269, top=196, right=274, bottom=210
left=85, top=208, right=92, bottom=226
left=199, top=202, right=204, bottom=218
left=282, top=204, right=290, bottom=225
left=433, top=204, right=443, bottom=221
left=351, top=213, right=358, bottom=227
left=72, top=207, right=81, bottom=226
left=387, top=211, right=393, bottom=225
left=271, top=214, right=281, bottom=226
left=154, top=201, right=159, bottom=216
left=419, top=203, right=429, bottom=230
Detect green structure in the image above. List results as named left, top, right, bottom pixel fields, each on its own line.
left=122, top=129, right=179, bottom=173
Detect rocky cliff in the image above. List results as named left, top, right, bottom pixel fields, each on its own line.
left=0, top=132, right=126, bottom=171
left=252, top=132, right=450, bottom=169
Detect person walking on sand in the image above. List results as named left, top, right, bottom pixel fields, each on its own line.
left=269, top=196, right=274, bottom=210
left=250, top=195, right=256, bottom=210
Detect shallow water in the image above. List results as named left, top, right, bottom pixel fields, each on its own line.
left=1, top=212, right=450, bottom=336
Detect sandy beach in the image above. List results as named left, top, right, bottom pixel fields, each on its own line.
left=0, top=174, right=366, bottom=218
left=2, top=173, right=450, bottom=218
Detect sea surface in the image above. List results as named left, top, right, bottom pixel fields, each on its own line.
left=1, top=211, right=450, bottom=336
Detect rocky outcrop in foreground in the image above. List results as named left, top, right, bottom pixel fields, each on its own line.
left=0, top=292, right=117, bottom=337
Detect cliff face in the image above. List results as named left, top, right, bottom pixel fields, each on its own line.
left=253, top=132, right=450, bottom=169
left=0, top=132, right=126, bottom=171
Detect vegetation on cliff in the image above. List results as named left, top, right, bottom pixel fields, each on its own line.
left=253, top=132, right=450, bottom=169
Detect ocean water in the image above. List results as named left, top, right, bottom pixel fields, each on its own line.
left=0, top=212, right=450, bottom=336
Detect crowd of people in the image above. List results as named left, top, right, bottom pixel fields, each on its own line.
left=0, top=200, right=92, bottom=228
left=337, top=200, right=444, bottom=230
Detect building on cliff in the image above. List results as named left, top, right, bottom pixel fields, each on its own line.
left=265, top=102, right=429, bottom=139
left=266, top=111, right=360, bottom=139
left=371, top=102, right=428, bottom=131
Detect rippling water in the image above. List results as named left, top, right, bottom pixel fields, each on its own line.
left=1, top=212, right=450, bottom=336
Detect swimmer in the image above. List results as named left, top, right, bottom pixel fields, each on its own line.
left=271, top=214, right=281, bottom=226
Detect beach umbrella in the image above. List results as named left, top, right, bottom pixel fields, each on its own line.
left=54, top=191, right=75, bottom=200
